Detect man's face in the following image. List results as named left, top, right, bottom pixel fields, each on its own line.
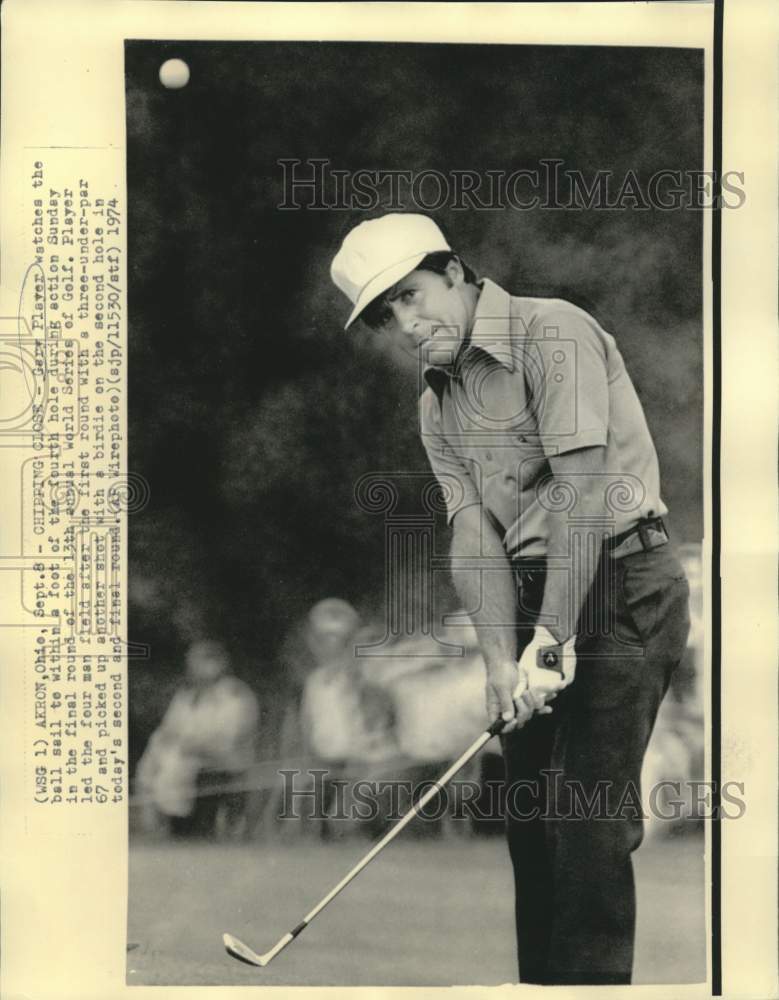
left=310, top=622, right=351, bottom=658
left=372, top=260, right=475, bottom=367
left=187, top=646, right=228, bottom=684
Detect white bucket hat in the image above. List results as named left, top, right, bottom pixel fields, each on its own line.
left=330, top=213, right=450, bottom=329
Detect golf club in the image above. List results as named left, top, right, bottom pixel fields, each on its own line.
left=223, top=715, right=508, bottom=967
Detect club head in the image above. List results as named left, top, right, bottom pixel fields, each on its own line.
left=223, top=932, right=269, bottom=967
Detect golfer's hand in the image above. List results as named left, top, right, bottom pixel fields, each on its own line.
left=516, top=626, right=577, bottom=710
left=485, top=659, right=534, bottom=734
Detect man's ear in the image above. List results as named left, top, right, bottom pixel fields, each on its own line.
left=445, top=256, right=466, bottom=286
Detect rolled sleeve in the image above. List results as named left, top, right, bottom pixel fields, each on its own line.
left=529, top=307, right=609, bottom=457
left=419, top=389, right=482, bottom=524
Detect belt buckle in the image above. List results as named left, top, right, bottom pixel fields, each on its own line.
left=637, top=517, right=666, bottom=551
left=637, top=521, right=653, bottom=551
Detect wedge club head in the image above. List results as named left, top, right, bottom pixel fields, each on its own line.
left=223, top=933, right=271, bottom=967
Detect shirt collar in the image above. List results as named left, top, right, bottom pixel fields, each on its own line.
left=423, top=277, right=517, bottom=394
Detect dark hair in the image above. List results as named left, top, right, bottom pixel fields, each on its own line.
left=360, top=251, right=477, bottom=330
left=416, top=251, right=477, bottom=285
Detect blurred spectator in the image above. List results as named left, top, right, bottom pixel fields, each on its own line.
left=294, top=599, right=397, bottom=838
left=300, top=598, right=396, bottom=764
left=135, top=640, right=259, bottom=838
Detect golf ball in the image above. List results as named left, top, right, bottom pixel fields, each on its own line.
left=159, top=58, right=190, bottom=89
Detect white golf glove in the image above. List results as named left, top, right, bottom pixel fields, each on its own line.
left=513, top=626, right=577, bottom=715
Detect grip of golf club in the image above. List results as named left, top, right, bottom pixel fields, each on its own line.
left=487, top=717, right=507, bottom=737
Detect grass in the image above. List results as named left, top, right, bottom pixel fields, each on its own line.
left=127, top=830, right=706, bottom=986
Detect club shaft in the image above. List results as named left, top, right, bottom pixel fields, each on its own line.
left=227, top=720, right=505, bottom=966
left=264, top=931, right=295, bottom=963
left=292, top=725, right=496, bottom=931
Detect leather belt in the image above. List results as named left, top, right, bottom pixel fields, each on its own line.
left=508, top=517, right=669, bottom=565
left=607, top=516, right=669, bottom=560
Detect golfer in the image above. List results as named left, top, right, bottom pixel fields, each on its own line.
left=330, top=213, right=691, bottom=985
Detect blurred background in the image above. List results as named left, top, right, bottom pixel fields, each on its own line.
left=125, top=41, right=706, bottom=986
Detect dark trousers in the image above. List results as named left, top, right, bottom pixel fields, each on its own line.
left=501, top=544, right=691, bottom=985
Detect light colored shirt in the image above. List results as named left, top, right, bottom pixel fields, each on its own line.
left=135, top=674, right=259, bottom=817
left=151, top=674, right=259, bottom=770
left=419, top=278, right=667, bottom=557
